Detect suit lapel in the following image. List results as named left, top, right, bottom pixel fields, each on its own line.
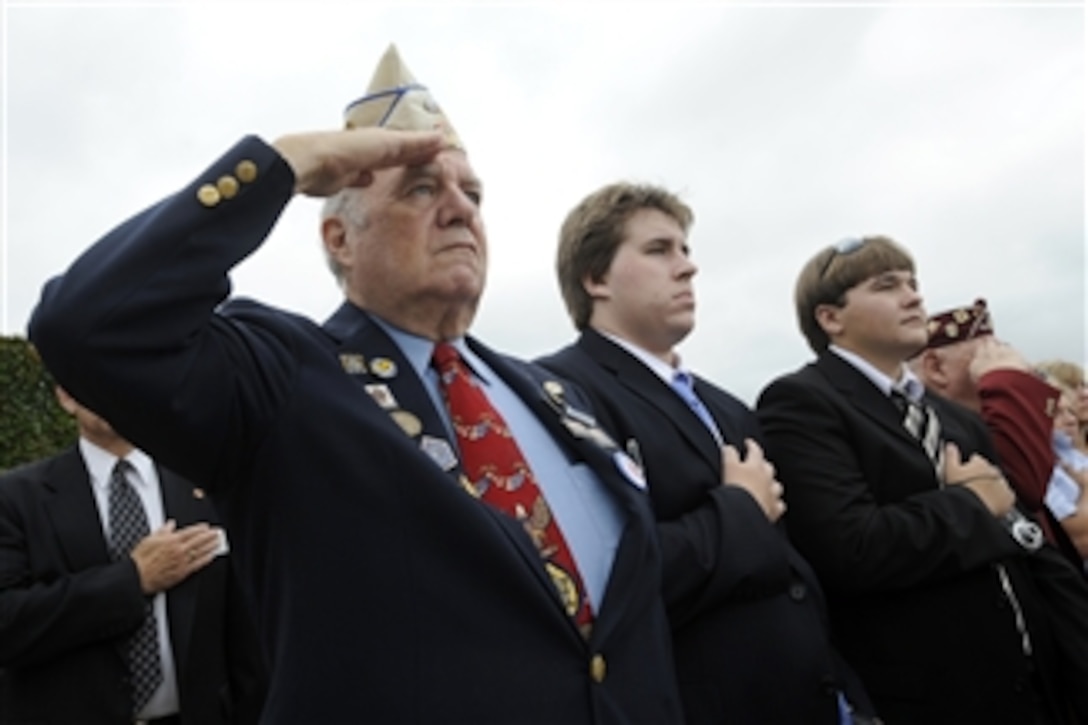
left=691, top=377, right=748, bottom=446
left=466, top=340, right=600, bottom=631
left=814, top=352, right=937, bottom=471
left=42, top=448, right=128, bottom=665
left=326, top=308, right=587, bottom=634
left=161, top=467, right=202, bottom=675
left=579, top=330, right=721, bottom=469
left=472, top=338, right=655, bottom=643
left=326, top=302, right=460, bottom=477
left=42, top=448, right=112, bottom=572
left=816, top=353, right=915, bottom=441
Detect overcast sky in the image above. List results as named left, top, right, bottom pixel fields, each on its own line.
left=3, top=1, right=1084, bottom=404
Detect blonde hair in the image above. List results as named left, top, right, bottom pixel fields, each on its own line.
left=1035, top=359, right=1085, bottom=390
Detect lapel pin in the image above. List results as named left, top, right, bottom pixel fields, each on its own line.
left=192, top=487, right=206, bottom=499
left=339, top=353, right=367, bottom=374
left=365, top=383, right=398, bottom=410
left=586, top=425, right=618, bottom=450
left=370, top=357, right=398, bottom=379
left=613, top=451, right=647, bottom=490
left=561, top=417, right=590, bottom=439
left=564, top=404, right=596, bottom=428
left=420, top=435, right=458, bottom=471
left=543, top=380, right=565, bottom=405
left=390, top=409, right=422, bottom=437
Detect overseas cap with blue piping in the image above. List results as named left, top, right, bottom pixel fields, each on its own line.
left=343, top=44, right=463, bottom=150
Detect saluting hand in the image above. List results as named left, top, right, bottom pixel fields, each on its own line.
left=273, top=127, right=445, bottom=198
left=130, top=520, right=222, bottom=594
left=722, top=439, right=787, bottom=523
left=968, top=337, right=1031, bottom=382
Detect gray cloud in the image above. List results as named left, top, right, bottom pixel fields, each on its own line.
left=5, top=3, right=1083, bottom=406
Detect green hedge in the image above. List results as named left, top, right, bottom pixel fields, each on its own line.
left=0, top=335, right=77, bottom=471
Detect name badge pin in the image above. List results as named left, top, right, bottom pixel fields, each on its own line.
left=365, top=383, right=398, bottom=410
left=420, top=435, right=458, bottom=471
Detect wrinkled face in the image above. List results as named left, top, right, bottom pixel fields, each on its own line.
left=820, top=269, right=928, bottom=370
left=328, top=149, right=487, bottom=326
left=936, top=338, right=982, bottom=408
left=586, top=208, right=697, bottom=354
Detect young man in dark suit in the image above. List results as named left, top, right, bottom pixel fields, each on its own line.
left=755, top=236, right=1087, bottom=724
left=538, top=182, right=878, bottom=724
left=0, top=388, right=265, bottom=724
left=28, top=46, right=682, bottom=723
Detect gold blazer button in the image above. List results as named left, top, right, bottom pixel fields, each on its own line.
left=589, top=653, right=606, bottom=683
left=197, top=184, right=222, bottom=207
left=216, top=175, right=240, bottom=199
left=236, top=159, right=258, bottom=183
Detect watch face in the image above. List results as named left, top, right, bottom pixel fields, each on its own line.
left=1011, top=519, right=1043, bottom=551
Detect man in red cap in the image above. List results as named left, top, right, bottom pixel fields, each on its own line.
left=909, top=298, right=1076, bottom=558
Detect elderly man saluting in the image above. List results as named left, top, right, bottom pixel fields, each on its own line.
left=30, top=45, right=682, bottom=724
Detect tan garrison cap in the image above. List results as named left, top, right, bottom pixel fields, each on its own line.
left=343, top=44, right=463, bottom=149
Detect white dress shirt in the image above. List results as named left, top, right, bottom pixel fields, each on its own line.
left=80, top=437, right=180, bottom=719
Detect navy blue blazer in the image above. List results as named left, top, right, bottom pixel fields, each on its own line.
left=540, top=330, right=875, bottom=725
left=29, top=136, right=683, bottom=724
left=0, top=447, right=265, bottom=724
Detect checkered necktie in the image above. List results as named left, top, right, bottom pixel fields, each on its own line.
left=892, top=390, right=945, bottom=483
left=432, top=342, right=594, bottom=637
left=107, top=459, right=163, bottom=714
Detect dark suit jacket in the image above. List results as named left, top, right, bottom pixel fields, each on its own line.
left=0, top=447, right=265, bottom=724
left=539, top=330, right=874, bottom=725
left=28, top=136, right=683, bottom=724
left=756, top=352, right=1081, bottom=724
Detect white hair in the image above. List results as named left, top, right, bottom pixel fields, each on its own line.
left=320, top=189, right=368, bottom=283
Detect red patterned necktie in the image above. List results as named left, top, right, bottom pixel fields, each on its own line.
left=432, top=342, right=594, bottom=637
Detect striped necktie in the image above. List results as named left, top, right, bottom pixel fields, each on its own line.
left=892, top=390, right=945, bottom=482
left=891, top=391, right=1038, bottom=657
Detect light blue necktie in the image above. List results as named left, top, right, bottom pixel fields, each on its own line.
left=670, top=371, right=723, bottom=445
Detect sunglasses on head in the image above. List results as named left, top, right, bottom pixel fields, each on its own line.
left=818, top=237, right=868, bottom=279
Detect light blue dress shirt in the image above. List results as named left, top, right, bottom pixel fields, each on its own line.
left=374, top=319, right=624, bottom=614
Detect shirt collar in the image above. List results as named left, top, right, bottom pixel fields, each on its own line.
left=371, top=316, right=491, bottom=386
left=599, top=330, right=686, bottom=385
left=79, top=437, right=155, bottom=492
left=829, top=344, right=925, bottom=402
